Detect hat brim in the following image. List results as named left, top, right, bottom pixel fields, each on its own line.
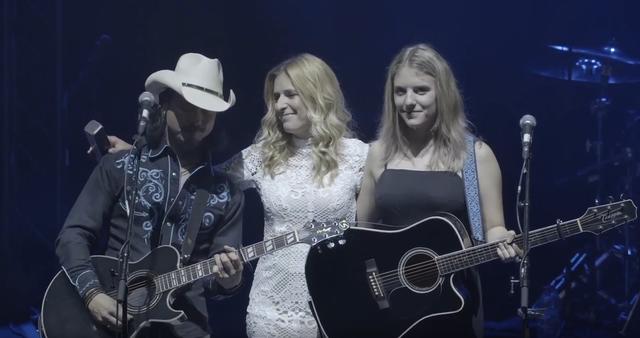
left=145, top=70, right=236, bottom=112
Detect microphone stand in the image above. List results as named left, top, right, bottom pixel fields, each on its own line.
left=116, top=136, right=144, bottom=338
left=518, top=141, right=533, bottom=338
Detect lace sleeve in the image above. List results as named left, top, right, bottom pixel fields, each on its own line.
left=215, top=144, right=262, bottom=191
left=342, top=138, right=369, bottom=194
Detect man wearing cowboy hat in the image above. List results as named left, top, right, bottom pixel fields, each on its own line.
left=56, top=53, right=244, bottom=337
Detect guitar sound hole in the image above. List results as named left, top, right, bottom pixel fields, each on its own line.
left=127, top=272, right=158, bottom=313
left=401, top=251, right=438, bottom=292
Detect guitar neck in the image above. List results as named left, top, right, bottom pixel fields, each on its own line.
left=154, top=230, right=301, bottom=293
left=436, top=218, right=585, bottom=275
left=239, top=230, right=301, bottom=263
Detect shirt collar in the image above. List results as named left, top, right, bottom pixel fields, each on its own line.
left=149, top=135, right=215, bottom=176
left=149, top=135, right=171, bottom=158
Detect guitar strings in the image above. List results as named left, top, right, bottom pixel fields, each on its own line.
left=378, top=225, right=570, bottom=287
left=378, top=218, right=587, bottom=284
left=101, top=225, right=328, bottom=297
left=378, top=229, right=572, bottom=288
left=106, top=243, right=245, bottom=298
left=103, top=207, right=623, bottom=302
left=111, top=213, right=600, bottom=297
left=104, top=258, right=219, bottom=298
left=376, top=210, right=609, bottom=282
left=374, top=211, right=613, bottom=288
left=375, top=221, right=576, bottom=282
left=378, top=215, right=615, bottom=289
left=105, top=234, right=286, bottom=298
left=104, top=243, right=245, bottom=298
left=113, top=213, right=606, bottom=299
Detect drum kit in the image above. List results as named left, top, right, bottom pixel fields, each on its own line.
left=530, top=41, right=640, bottom=336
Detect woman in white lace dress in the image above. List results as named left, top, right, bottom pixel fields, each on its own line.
left=222, top=54, right=368, bottom=337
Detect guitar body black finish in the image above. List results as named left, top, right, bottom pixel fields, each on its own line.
left=40, top=245, right=183, bottom=338
left=39, top=219, right=350, bottom=338
left=307, top=200, right=639, bottom=337
left=306, top=214, right=474, bottom=338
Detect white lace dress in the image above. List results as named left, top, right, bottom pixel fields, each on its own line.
left=221, top=137, right=368, bottom=338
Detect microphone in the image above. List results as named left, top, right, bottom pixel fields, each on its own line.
left=519, top=114, right=537, bottom=159
left=84, top=120, right=110, bottom=161
left=137, top=91, right=157, bottom=136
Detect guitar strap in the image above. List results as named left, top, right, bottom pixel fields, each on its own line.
left=180, top=188, right=209, bottom=263
left=463, top=134, right=486, bottom=245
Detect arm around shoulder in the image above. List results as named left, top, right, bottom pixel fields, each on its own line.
left=215, top=144, right=262, bottom=190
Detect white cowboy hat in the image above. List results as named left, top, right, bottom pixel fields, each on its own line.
left=145, top=53, right=236, bottom=112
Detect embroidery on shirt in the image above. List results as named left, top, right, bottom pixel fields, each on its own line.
left=136, top=168, right=165, bottom=208
left=208, top=183, right=230, bottom=206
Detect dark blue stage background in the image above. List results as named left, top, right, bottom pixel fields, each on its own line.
left=2, top=0, right=639, bottom=337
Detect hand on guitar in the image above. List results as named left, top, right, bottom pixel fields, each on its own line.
left=488, top=228, right=523, bottom=263
left=87, top=292, right=133, bottom=331
left=213, top=245, right=244, bottom=290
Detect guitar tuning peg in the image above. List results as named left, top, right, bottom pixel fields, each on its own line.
left=619, top=193, right=625, bottom=200
left=607, top=196, right=614, bottom=204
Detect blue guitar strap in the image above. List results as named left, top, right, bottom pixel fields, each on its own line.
left=463, top=134, right=486, bottom=245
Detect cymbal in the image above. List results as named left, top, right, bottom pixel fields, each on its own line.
left=548, top=45, right=640, bottom=65
left=530, top=44, right=640, bottom=84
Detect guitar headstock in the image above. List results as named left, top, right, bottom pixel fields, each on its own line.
left=579, top=199, right=637, bottom=235
left=298, top=219, right=350, bottom=245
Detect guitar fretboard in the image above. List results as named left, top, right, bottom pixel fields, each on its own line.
left=240, top=231, right=299, bottom=260
left=154, top=230, right=300, bottom=293
left=435, top=211, right=609, bottom=274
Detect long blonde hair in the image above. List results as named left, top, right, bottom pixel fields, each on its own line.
left=378, top=43, right=469, bottom=172
left=255, top=53, right=353, bottom=184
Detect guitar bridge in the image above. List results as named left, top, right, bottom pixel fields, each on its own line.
left=365, top=258, right=389, bottom=309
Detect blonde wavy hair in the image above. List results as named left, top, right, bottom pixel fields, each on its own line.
left=255, top=53, right=353, bottom=185
left=378, top=43, right=469, bottom=172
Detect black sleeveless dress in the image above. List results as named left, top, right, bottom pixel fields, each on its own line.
left=375, top=169, right=484, bottom=338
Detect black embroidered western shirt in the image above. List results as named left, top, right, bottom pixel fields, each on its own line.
left=56, top=139, right=244, bottom=336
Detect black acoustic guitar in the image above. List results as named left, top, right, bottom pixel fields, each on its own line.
left=305, top=200, right=637, bottom=338
left=39, top=220, right=349, bottom=338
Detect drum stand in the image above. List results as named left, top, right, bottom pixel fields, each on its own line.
left=587, top=63, right=638, bottom=334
